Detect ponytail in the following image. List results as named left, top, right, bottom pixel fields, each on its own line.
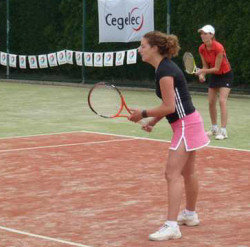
left=143, top=31, right=180, bottom=58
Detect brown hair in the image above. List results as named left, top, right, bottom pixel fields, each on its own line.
left=143, top=31, right=180, bottom=58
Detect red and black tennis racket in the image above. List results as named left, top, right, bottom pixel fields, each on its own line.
left=87, top=82, right=145, bottom=123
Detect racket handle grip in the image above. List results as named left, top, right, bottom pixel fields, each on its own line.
left=194, top=67, right=200, bottom=73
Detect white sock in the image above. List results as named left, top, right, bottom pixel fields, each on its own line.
left=184, top=209, right=196, bottom=216
left=165, top=220, right=178, bottom=228
left=212, top=124, right=218, bottom=131
left=221, top=127, right=227, bottom=134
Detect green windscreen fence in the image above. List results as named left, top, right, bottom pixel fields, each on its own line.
left=0, top=0, right=156, bottom=88
left=0, top=0, right=249, bottom=93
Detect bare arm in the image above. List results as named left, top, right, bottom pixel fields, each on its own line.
left=200, top=54, right=209, bottom=69
left=197, top=54, right=208, bottom=82
left=197, top=53, right=223, bottom=75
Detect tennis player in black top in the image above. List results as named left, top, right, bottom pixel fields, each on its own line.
left=155, top=57, right=195, bottom=124
left=128, top=31, right=209, bottom=241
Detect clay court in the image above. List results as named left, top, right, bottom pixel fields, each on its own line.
left=0, top=131, right=249, bottom=247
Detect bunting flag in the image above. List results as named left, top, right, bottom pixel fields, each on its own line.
left=115, top=51, right=125, bottom=66
left=28, top=56, right=38, bottom=69
left=94, top=53, right=103, bottom=67
left=48, top=53, right=58, bottom=67
left=0, top=48, right=138, bottom=69
left=75, top=52, right=83, bottom=66
left=38, top=54, right=49, bottom=68
left=57, top=50, right=67, bottom=65
left=127, top=49, right=137, bottom=64
left=104, top=52, right=114, bottom=66
left=0, top=52, right=7, bottom=66
left=84, top=52, right=93, bottom=66
left=19, top=55, right=27, bottom=69
left=66, top=50, right=74, bottom=64
left=9, top=54, right=17, bottom=68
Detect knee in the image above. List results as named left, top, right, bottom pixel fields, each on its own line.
left=181, top=171, right=197, bottom=181
left=208, top=99, right=216, bottom=108
left=165, top=170, right=180, bottom=183
left=165, top=169, right=171, bottom=181
left=219, top=97, right=227, bottom=106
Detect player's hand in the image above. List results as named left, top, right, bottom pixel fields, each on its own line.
left=128, top=108, right=143, bottom=123
left=199, top=74, right=206, bottom=83
left=195, top=68, right=204, bottom=76
left=140, top=117, right=158, bottom=132
left=141, top=123, right=153, bottom=132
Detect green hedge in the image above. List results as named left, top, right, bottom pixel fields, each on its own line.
left=0, top=0, right=249, bottom=87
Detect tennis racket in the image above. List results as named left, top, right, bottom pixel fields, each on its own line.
left=183, top=52, right=199, bottom=74
left=88, top=82, right=146, bottom=124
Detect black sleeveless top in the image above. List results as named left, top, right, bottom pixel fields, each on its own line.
left=155, top=58, right=195, bottom=123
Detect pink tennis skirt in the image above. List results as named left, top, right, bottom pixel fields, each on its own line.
left=170, top=111, right=210, bottom=151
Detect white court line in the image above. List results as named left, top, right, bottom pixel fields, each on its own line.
left=0, top=138, right=136, bottom=153
left=0, top=226, right=92, bottom=247
left=80, top=130, right=250, bottom=153
left=0, top=129, right=249, bottom=153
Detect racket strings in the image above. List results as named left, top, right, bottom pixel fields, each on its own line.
left=183, top=53, right=195, bottom=74
left=89, top=84, right=122, bottom=118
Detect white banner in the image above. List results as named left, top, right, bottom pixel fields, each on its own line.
left=66, top=50, right=74, bottom=64
left=98, top=0, right=154, bottom=43
left=48, top=53, right=58, bottom=67
left=19, top=56, right=27, bottom=69
left=9, top=54, right=17, bottom=68
left=57, top=50, right=67, bottom=65
left=104, top=52, right=114, bottom=66
left=38, top=54, right=48, bottom=68
left=115, top=51, right=125, bottom=66
left=75, top=52, right=83, bottom=66
left=127, top=49, right=137, bottom=64
left=0, top=52, right=7, bottom=66
left=84, top=52, right=93, bottom=66
left=94, top=53, right=103, bottom=67
left=28, top=56, right=38, bottom=69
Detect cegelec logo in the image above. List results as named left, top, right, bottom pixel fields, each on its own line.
left=105, top=7, right=144, bottom=31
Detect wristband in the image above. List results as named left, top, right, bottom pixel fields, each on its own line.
left=141, top=110, right=148, bottom=118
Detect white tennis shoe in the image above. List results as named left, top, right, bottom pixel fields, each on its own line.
left=149, top=223, right=182, bottom=241
left=215, top=129, right=228, bottom=140
left=177, top=210, right=200, bottom=226
left=206, top=127, right=219, bottom=137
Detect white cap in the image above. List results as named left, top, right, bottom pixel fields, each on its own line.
left=198, top=25, right=215, bottom=34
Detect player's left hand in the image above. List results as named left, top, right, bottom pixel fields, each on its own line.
left=141, top=123, right=153, bottom=132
